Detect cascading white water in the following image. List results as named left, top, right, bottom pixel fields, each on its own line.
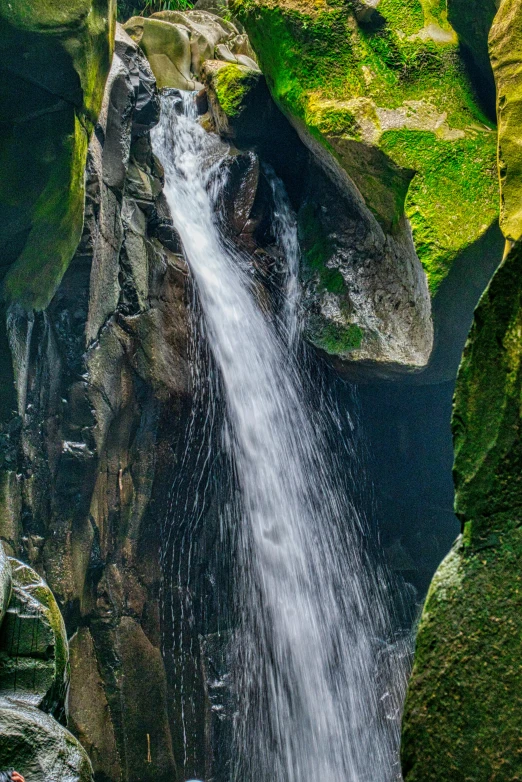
left=153, top=92, right=407, bottom=782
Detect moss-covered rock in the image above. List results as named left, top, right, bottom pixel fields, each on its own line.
left=447, top=0, right=499, bottom=116
left=452, top=241, right=522, bottom=528
left=0, top=559, right=69, bottom=718
left=203, top=59, right=264, bottom=137
left=213, top=62, right=261, bottom=117
left=490, top=0, right=522, bottom=244
left=402, top=241, right=522, bottom=778
left=230, top=0, right=499, bottom=296
left=402, top=534, right=522, bottom=781
left=0, top=0, right=116, bottom=311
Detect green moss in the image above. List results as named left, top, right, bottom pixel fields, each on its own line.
left=491, top=0, right=522, bottom=243
left=0, top=1, right=115, bottom=311
left=315, top=321, right=365, bottom=354
left=231, top=0, right=499, bottom=291
left=452, top=241, right=522, bottom=525
left=214, top=63, right=261, bottom=118
left=447, top=0, right=498, bottom=116
left=402, top=240, right=522, bottom=780
left=402, top=533, right=522, bottom=781
left=381, top=129, right=499, bottom=294
left=2, top=116, right=88, bottom=309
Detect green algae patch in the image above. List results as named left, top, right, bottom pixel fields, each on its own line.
left=214, top=63, right=261, bottom=118
left=231, top=0, right=499, bottom=293
left=2, top=115, right=88, bottom=310
left=298, top=202, right=346, bottom=295
left=402, top=534, right=522, bottom=781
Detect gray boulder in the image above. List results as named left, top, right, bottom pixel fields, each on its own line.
left=0, top=699, right=92, bottom=782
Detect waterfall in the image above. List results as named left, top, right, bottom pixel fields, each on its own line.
left=152, top=92, right=407, bottom=782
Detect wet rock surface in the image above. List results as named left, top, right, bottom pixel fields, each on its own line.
left=0, top=22, right=188, bottom=782
left=0, top=700, right=92, bottom=782
left=0, top=550, right=92, bottom=782
left=0, top=559, right=69, bottom=719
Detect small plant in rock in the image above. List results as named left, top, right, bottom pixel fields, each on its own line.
left=118, top=0, right=194, bottom=21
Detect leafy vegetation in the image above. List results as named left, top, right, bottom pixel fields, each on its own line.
left=118, top=0, right=193, bottom=22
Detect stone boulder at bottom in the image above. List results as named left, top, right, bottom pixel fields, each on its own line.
left=0, top=559, right=69, bottom=719
left=0, top=699, right=92, bottom=782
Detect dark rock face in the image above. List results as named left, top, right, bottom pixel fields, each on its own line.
left=0, top=23, right=189, bottom=782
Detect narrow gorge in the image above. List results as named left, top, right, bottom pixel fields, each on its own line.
left=0, top=1, right=520, bottom=781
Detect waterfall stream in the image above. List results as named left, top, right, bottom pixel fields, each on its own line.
left=152, top=92, right=407, bottom=782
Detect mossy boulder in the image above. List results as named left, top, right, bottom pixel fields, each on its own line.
left=0, top=0, right=116, bottom=311
left=490, top=0, right=522, bottom=244
left=402, top=241, right=522, bottom=778
left=0, top=699, right=93, bottom=782
left=230, top=0, right=499, bottom=296
left=0, top=559, right=69, bottom=718
left=203, top=60, right=264, bottom=137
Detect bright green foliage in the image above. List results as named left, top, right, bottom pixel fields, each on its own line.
left=214, top=64, right=261, bottom=117
left=118, top=0, right=193, bottom=21
left=231, top=0, right=499, bottom=294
